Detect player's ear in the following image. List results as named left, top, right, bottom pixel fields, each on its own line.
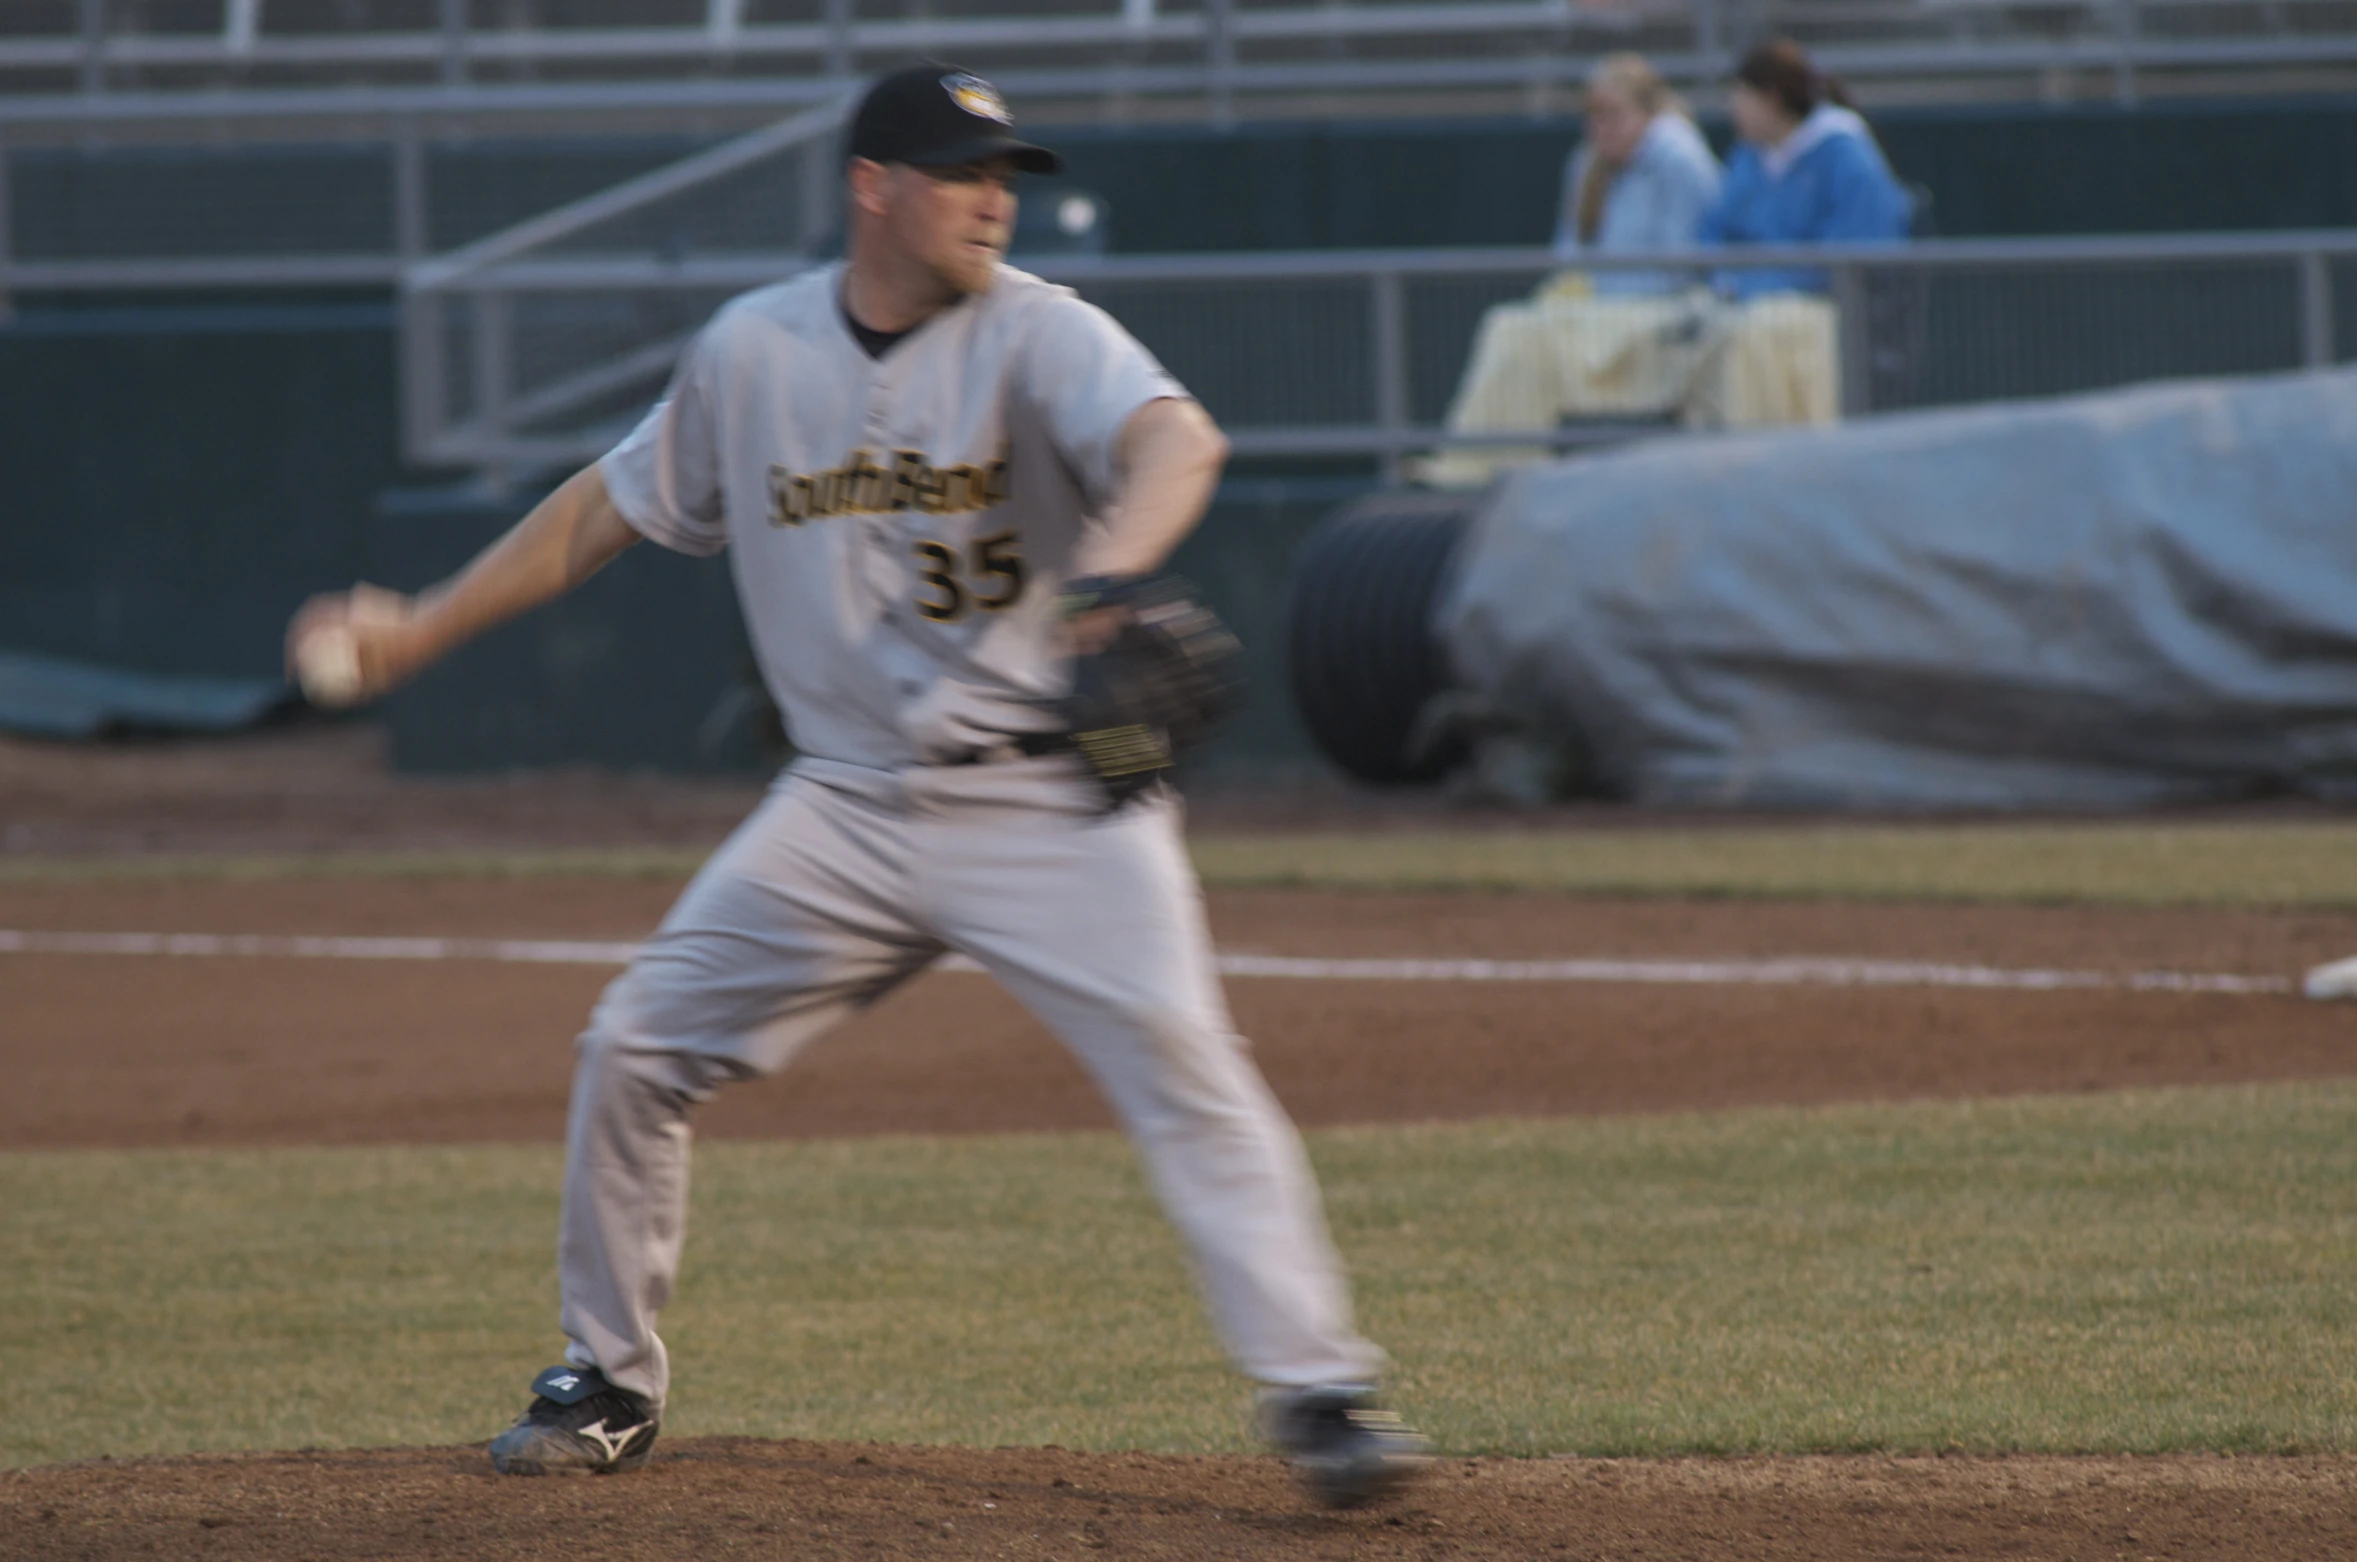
left=846, top=156, right=892, bottom=220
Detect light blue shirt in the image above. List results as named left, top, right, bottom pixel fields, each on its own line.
left=1551, top=114, right=1723, bottom=296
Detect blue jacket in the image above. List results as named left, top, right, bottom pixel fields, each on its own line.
left=1700, top=106, right=1913, bottom=298
left=1552, top=114, right=1722, bottom=296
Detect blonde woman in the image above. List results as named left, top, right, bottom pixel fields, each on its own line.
left=1420, top=55, right=1719, bottom=487
left=1552, top=55, right=1721, bottom=295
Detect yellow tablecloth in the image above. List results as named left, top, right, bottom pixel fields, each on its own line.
left=1415, top=283, right=1841, bottom=490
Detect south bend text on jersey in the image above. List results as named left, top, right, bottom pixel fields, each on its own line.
left=768, top=446, right=1012, bottom=526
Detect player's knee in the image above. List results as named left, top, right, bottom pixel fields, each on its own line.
left=588, top=949, right=706, bottom=1033
left=575, top=1007, right=743, bottom=1107
left=589, top=953, right=719, bottom=1045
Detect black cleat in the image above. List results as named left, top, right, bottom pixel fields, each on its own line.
left=487, top=1364, right=659, bottom=1476
left=1262, top=1385, right=1431, bottom=1508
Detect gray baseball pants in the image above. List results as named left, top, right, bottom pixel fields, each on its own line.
left=555, top=753, right=1385, bottom=1414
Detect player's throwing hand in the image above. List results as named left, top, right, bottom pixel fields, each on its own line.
left=284, top=583, right=419, bottom=708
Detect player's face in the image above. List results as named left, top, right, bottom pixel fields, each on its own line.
left=889, top=156, right=1021, bottom=295
left=1583, top=85, right=1648, bottom=166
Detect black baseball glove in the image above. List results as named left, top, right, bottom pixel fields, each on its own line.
left=1059, top=573, right=1249, bottom=808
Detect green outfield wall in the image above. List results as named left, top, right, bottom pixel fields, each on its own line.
left=1055, top=95, right=2357, bottom=250
left=0, top=301, right=401, bottom=682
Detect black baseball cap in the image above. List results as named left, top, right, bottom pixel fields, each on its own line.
left=847, top=64, right=1063, bottom=175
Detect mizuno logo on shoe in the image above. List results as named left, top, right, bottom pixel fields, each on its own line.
left=577, top=1418, right=649, bottom=1465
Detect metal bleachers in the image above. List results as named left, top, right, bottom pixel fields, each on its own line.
left=6, top=3, right=2354, bottom=493
left=3, top=0, right=2354, bottom=143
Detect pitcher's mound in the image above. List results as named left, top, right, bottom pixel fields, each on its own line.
left=6, top=1439, right=2352, bottom=1560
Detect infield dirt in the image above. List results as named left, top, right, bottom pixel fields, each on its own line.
left=8, top=1441, right=2355, bottom=1561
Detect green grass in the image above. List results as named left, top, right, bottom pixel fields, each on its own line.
left=1188, top=822, right=2357, bottom=907
left=8, top=1083, right=2356, bottom=1468
left=7, top=821, right=2357, bottom=907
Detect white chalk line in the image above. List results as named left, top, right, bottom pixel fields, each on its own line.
left=0, top=929, right=2292, bottom=996
left=0, top=930, right=645, bottom=965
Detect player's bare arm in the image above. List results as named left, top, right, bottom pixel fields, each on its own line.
left=285, top=464, right=639, bottom=703
left=1079, top=396, right=1229, bottom=579
left=1066, top=396, right=1230, bottom=652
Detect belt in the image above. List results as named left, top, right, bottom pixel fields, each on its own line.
left=936, top=731, right=1075, bottom=766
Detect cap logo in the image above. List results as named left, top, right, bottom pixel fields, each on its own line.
left=941, top=72, right=1012, bottom=125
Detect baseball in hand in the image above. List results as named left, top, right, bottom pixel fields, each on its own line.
left=296, top=623, right=366, bottom=708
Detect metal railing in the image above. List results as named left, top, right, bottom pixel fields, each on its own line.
left=1, top=0, right=2353, bottom=140
left=399, top=93, right=856, bottom=478
left=398, top=195, right=2357, bottom=482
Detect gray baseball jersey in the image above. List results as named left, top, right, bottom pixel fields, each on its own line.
left=602, top=259, right=1183, bottom=765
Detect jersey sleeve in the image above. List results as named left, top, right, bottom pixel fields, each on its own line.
left=1018, top=292, right=1190, bottom=506
left=599, top=326, right=730, bottom=558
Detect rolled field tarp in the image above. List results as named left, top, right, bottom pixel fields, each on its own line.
left=1285, top=490, right=1479, bottom=784
left=1437, top=367, right=2357, bottom=809
left=0, top=649, right=293, bottom=740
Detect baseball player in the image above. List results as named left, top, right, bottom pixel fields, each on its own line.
left=287, top=63, right=1427, bottom=1508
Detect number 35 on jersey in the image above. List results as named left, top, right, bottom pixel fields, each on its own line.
left=766, top=445, right=1026, bottom=624
left=912, top=530, right=1024, bottom=622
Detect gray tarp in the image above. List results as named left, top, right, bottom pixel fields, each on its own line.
left=0, top=650, right=290, bottom=740
left=1438, top=368, right=2357, bottom=809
